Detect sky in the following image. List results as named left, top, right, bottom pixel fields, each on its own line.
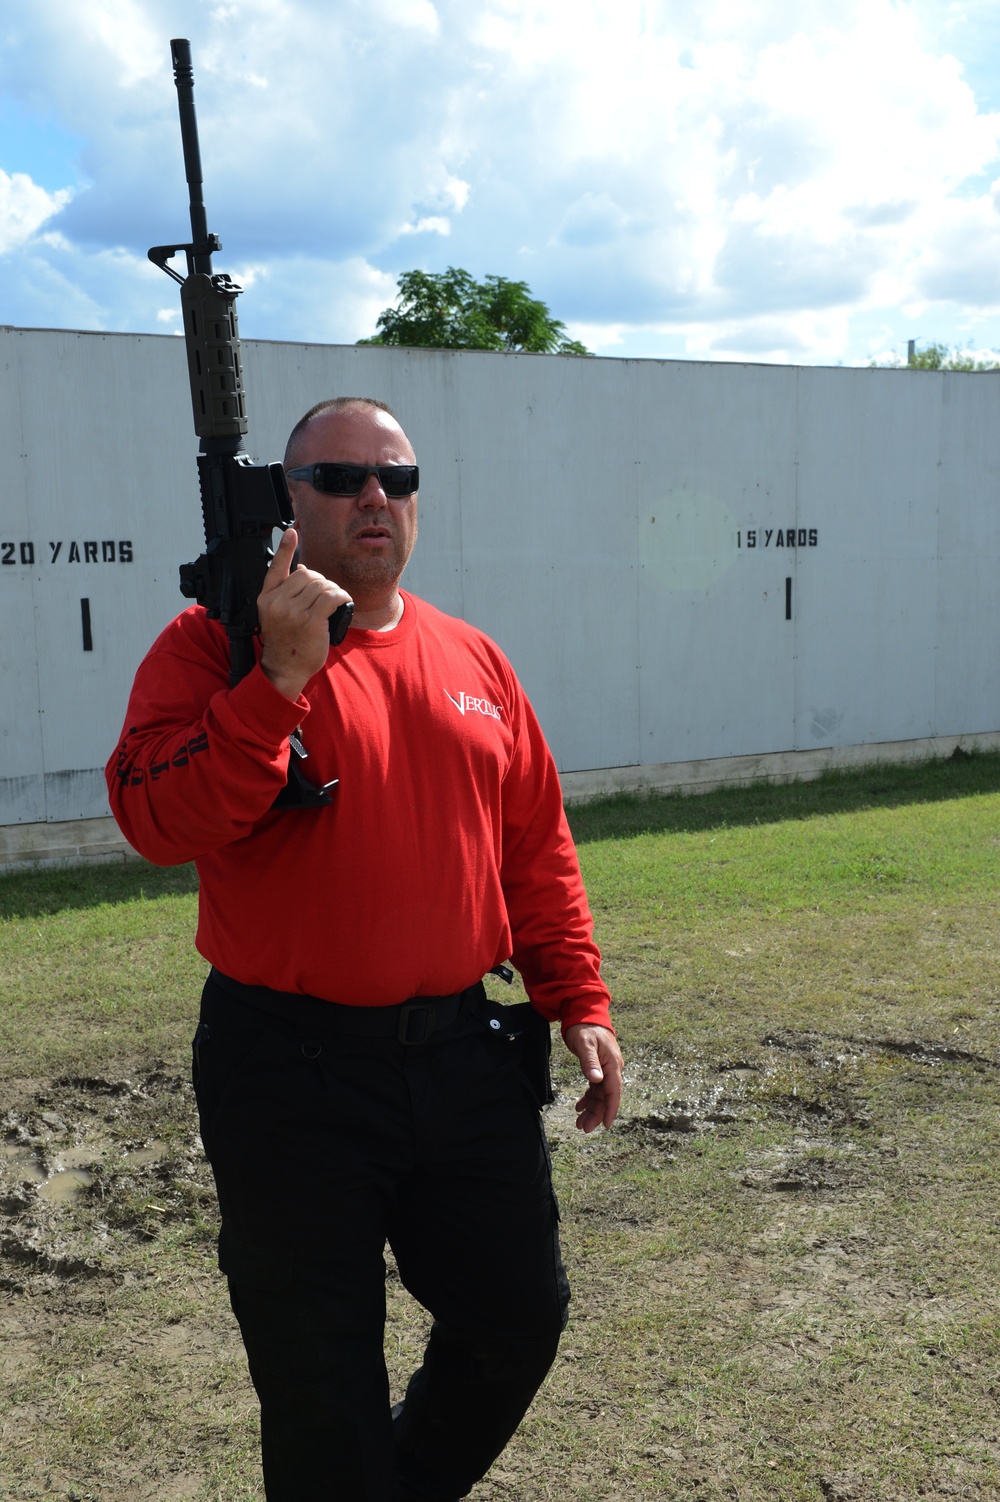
left=2, top=0, right=1000, bottom=366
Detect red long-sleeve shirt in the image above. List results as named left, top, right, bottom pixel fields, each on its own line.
left=106, top=593, right=612, bottom=1032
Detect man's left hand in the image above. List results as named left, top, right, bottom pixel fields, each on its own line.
left=562, top=1024, right=624, bottom=1133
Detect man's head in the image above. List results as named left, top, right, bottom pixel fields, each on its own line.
left=284, top=398, right=418, bottom=609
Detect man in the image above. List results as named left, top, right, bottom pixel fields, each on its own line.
left=107, top=397, right=622, bottom=1501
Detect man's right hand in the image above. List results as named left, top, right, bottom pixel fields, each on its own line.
left=257, top=528, right=353, bottom=701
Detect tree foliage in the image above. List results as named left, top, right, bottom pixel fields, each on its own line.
left=909, top=342, right=1000, bottom=371
left=873, top=341, right=1000, bottom=371
left=358, top=267, right=592, bottom=355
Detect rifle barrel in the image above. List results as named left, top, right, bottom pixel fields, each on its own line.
left=170, top=38, right=212, bottom=274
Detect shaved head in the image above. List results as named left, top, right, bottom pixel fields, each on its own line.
left=284, top=398, right=399, bottom=471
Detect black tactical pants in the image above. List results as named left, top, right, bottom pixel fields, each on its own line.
left=193, top=971, right=570, bottom=1501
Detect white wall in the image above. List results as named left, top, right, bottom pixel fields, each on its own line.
left=1, top=327, right=998, bottom=832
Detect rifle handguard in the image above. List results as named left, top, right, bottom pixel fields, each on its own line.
left=180, top=273, right=248, bottom=440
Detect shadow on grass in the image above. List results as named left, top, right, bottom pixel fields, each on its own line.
left=0, top=860, right=198, bottom=920
left=4, top=753, right=1000, bottom=914
left=566, top=750, right=1000, bottom=844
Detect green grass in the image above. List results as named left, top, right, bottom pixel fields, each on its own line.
left=0, top=861, right=201, bottom=1074
left=2, top=752, right=1000, bottom=1500
left=567, top=759, right=1000, bottom=1072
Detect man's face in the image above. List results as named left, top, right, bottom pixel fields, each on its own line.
left=287, top=405, right=418, bottom=601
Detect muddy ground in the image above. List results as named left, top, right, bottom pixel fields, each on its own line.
left=2, top=1032, right=999, bottom=1501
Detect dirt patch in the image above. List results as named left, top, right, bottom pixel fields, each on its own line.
left=740, top=1141, right=868, bottom=1196
left=1, top=1070, right=213, bottom=1288
left=3, top=1033, right=999, bottom=1500
left=0, top=1071, right=241, bottom=1502
left=761, top=1026, right=1000, bottom=1070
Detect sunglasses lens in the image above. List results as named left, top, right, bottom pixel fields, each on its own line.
left=382, top=467, right=418, bottom=496
left=322, top=464, right=367, bottom=494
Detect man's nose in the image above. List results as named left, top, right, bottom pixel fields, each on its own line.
left=357, top=472, right=388, bottom=506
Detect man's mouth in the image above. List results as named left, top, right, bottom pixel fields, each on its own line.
left=353, top=525, right=392, bottom=540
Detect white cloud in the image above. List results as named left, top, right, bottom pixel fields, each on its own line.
left=0, top=172, right=71, bottom=255
left=1, top=0, right=1000, bottom=364
left=79, top=0, right=164, bottom=90
left=556, top=193, right=632, bottom=250
left=439, top=0, right=1000, bottom=351
left=563, top=320, right=628, bottom=353
left=400, top=216, right=451, bottom=236
left=378, top=0, right=441, bottom=31
left=214, top=255, right=400, bottom=345
left=445, top=176, right=471, bottom=210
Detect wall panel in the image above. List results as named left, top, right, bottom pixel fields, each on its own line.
left=0, top=330, right=996, bottom=833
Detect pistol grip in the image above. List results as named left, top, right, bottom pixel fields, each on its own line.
left=329, top=602, right=354, bottom=645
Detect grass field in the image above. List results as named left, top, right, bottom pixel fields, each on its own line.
left=1, top=753, right=999, bottom=1501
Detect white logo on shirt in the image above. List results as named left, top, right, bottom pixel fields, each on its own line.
left=445, top=690, right=503, bottom=721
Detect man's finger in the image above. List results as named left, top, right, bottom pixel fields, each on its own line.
left=562, top=1023, right=623, bottom=1131
left=574, top=1084, right=607, bottom=1133
left=261, top=527, right=298, bottom=591
left=580, top=1048, right=604, bottom=1083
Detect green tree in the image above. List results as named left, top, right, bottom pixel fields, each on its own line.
left=873, top=341, right=1000, bottom=371
left=358, top=267, right=592, bottom=355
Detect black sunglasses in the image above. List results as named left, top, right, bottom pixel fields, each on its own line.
left=285, top=462, right=419, bottom=497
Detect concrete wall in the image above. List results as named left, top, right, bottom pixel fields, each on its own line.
left=1, top=327, right=997, bottom=862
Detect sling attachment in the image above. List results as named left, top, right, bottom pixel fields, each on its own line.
left=269, top=729, right=338, bottom=810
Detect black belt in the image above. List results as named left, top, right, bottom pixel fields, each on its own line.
left=210, top=969, right=480, bottom=1045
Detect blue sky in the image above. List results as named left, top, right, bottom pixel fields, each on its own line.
left=2, top=0, right=1000, bottom=366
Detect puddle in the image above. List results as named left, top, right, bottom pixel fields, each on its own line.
left=0, top=1072, right=208, bottom=1285
left=0, top=1144, right=46, bottom=1184
left=2, top=1142, right=97, bottom=1205
left=1, top=1140, right=164, bottom=1208
left=126, top=1143, right=166, bottom=1167
left=53, top=1146, right=98, bottom=1172
left=38, top=1169, right=95, bottom=1206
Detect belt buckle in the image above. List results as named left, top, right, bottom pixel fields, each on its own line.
left=397, top=1002, right=433, bottom=1045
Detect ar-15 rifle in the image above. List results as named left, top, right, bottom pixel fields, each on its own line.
left=149, top=38, right=350, bottom=807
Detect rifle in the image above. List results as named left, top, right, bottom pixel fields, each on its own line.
left=149, top=38, right=350, bottom=806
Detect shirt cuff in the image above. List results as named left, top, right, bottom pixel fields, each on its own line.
left=213, top=663, right=311, bottom=748
left=558, top=992, right=615, bottom=1035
